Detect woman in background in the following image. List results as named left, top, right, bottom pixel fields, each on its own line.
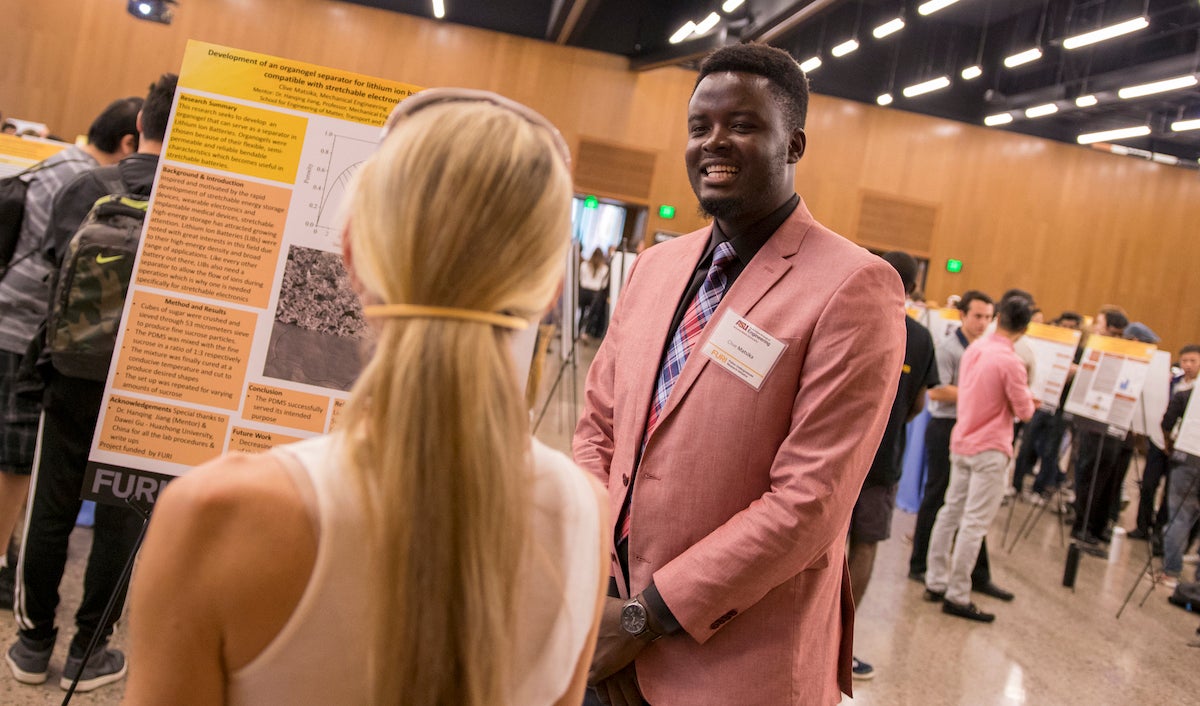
left=122, top=90, right=607, bottom=706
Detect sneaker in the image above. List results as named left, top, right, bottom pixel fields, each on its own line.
left=851, top=656, right=875, bottom=680
left=60, top=647, right=127, bottom=692
left=6, top=638, right=54, bottom=685
left=942, top=600, right=995, bottom=623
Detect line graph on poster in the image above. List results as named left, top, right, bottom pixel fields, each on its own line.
left=300, top=131, right=379, bottom=236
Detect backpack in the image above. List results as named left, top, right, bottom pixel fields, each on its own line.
left=1169, top=581, right=1200, bottom=612
left=0, top=164, right=39, bottom=276
left=0, top=157, right=89, bottom=278
left=46, top=171, right=148, bottom=381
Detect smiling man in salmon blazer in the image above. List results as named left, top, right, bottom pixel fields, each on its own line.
left=574, top=43, right=906, bottom=706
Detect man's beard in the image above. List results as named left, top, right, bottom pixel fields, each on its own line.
left=696, top=195, right=746, bottom=222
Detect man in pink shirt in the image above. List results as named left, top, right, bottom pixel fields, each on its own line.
left=924, top=297, right=1036, bottom=622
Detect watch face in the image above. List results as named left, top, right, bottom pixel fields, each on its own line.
left=621, top=601, right=648, bottom=635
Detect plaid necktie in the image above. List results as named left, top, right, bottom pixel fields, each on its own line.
left=619, top=241, right=736, bottom=542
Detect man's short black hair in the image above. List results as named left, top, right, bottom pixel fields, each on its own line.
left=140, top=73, right=178, bottom=142
left=957, top=289, right=993, bottom=314
left=1099, top=308, right=1128, bottom=332
left=1181, top=344, right=1200, bottom=357
left=1056, top=311, right=1083, bottom=325
left=881, top=251, right=918, bottom=295
left=695, top=43, right=810, bottom=131
left=87, top=97, right=142, bottom=153
left=998, top=297, right=1033, bottom=333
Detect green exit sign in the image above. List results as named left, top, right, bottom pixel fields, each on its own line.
left=583, top=195, right=599, bottom=209
left=946, top=258, right=963, bottom=273
left=658, top=204, right=676, bottom=219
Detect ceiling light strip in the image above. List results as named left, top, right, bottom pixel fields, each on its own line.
left=832, top=39, right=859, bottom=57
left=1171, top=118, right=1200, bottom=132
left=1004, top=48, right=1043, bottom=68
left=902, top=76, right=950, bottom=98
left=918, top=0, right=959, bottom=17
left=984, top=113, right=1013, bottom=126
left=722, top=0, right=745, bottom=12
left=1117, top=74, right=1197, bottom=99
left=873, top=18, right=904, bottom=39
left=961, top=65, right=982, bottom=80
left=1025, top=103, right=1058, bottom=118
left=1063, top=16, right=1149, bottom=50
left=800, top=56, right=822, bottom=73
left=432, top=0, right=445, bottom=19
left=694, top=12, right=720, bottom=35
left=1077, top=125, right=1151, bottom=144
left=669, top=21, right=697, bottom=44
left=1075, top=95, right=1098, bottom=107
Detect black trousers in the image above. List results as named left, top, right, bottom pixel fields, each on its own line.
left=908, top=416, right=991, bottom=583
left=1136, top=443, right=1171, bottom=534
left=1072, top=429, right=1131, bottom=538
left=15, top=373, right=142, bottom=656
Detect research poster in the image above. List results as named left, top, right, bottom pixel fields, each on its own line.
left=0, top=133, right=71, bottom=177
left=925, top=307, right=961, bottom=343
left=1022, top=323, right=1081, bottom=411
left=1174, top=386, right=1200, bottom=462
left=1131, top=350, right=1173, bottom=449
left=1063, top=334, right=1156, bottom=434
left=81, top=41, right=427, bottom=505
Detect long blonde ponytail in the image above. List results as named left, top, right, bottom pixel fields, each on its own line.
left=338, top=99, right=572, bottom=706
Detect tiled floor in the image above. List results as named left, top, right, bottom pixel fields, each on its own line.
left=1, top=338, right=1196, bottom=704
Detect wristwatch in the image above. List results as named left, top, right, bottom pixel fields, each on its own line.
left=620, top=596, right=662, bottom=641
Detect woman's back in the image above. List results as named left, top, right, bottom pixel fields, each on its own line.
left=226, top=435, right=601, bottom=705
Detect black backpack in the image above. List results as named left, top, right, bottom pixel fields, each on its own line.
left=0, top=157, right=88, bottom=279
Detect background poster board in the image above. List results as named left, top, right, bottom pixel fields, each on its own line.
left=82, top=41, right=427, bottom=506
left=1064, top=335, right=1157, bottom=435
left=0, top=133, right=71, bottom=177
left=1132, top=350, right=1173, bottom=449
left=1023, top=323, right=1082, bottom=412
left=925, top=307, right=961, bottom=343
left=1174, top=387, right=1200, bottom=462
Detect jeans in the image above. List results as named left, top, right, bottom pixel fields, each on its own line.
left=926, top=450, right=1009, bottom=605
left=1163, top=464, right=1200, bottom=578
left=909, top=417, right=991, bottom=583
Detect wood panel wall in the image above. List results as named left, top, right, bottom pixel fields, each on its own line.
left=3, top=0, right=1197, bottom=352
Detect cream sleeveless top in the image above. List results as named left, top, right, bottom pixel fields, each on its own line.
left=227, top=434, right=600, bottom=705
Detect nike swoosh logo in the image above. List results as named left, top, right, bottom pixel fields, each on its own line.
left=95, top=254, right=124, bottom=264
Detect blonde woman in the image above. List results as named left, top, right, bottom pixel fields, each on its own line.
left=121, top=90, right=608, bottom=705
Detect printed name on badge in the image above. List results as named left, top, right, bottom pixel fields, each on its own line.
left=700, top=310, right=787, bottom=390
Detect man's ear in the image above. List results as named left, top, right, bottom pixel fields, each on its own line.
left=119, top=133, right=137, bottom=157
left=136, top=110, right=144, bottom=137
left=788, top=128, right=806, bottom=164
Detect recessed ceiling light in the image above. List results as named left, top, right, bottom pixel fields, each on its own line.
left=1063, top=16, right=1149, bottom=50
left=1004, top=48, right=1043, bottom=68
left=877, top=93, right=893, bottom=106
left=832, top=39, right=859, bottom=57
left=984, top=113, right=1013, bottom=126
left=1025, top=103, right=1058, bottom=118
left=1075, top=95, right=1098, bottom=107
left=873, top=18, right=905, bottom=39
left=1117, top=74, right=1198, bottom=99
left=800, top=56, right=822, bottom=73
left=1077, top=125, right=1151, bottom=144
left=902, top=76, right=951, bottom=98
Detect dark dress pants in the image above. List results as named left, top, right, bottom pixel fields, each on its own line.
left=908, top=416, right=991, bottom=584
left=1135, top=443, right=1171, bottom=533
left=1072, top=429, right=1131, bottom=538
left=16, top=373, right=143, bottom=657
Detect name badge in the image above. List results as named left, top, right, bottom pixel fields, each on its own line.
left=700, top=310, right=787, bottom=390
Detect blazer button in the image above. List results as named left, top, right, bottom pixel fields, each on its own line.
left=622, top=474, right=630, bottom=486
